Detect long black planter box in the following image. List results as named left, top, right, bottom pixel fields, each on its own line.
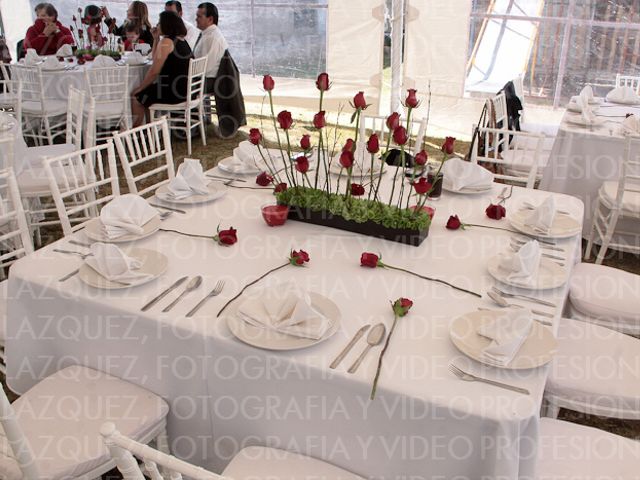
left=284, top=205, right=429, bottom=246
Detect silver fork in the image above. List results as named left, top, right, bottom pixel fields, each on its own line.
left=185, top=280, right=225, bottom=317
left=53, top=249, right=92, bottom=259
left=449, top=364, right=530, bottom=394
left=491, top=287, right=556, bottom=308
left=511, top=237, right=564, bottom=253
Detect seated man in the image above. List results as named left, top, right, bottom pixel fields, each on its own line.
left=165, top=0, right=199, bottom=50
left=193, top=2, right=227, bottom=94
left=24, top=3, right=74, bottom=55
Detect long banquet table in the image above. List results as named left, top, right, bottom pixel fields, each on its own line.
left=6, top=169, right=584, bottom=479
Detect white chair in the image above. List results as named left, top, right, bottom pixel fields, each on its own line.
left=0, top=365, right=170, bottom=480
left=149, top=57, right=208, bottom=155
left=512, top=75, right=559, bottom=142
left=567, top=262, right=640, bottom=336
left=113, top=117, right=175, bottom=197
left=360, top=114, right=428, bottom=156
left=0, top=63, right=22, bottom=128
left=84, top=65, right=131, bottom=147
left=101, top=422, right=365, bottom=480
left=543, top=317, right=640, bottom=420
left=9, top=64, right=66, bottom=145
left=615, top=73, right=640, bottom=94
left=45, top=141, right=120, bottom=237
left=537, top=418, right=640, bottom=479
left=490, top=92, right=509, bottom=130
left=471, top=125, right=546, bottom=188
left=586, top=135, right=640, bottom=264
left=0, top=167, right=34, bottom=374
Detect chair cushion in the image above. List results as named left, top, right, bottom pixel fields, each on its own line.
left=223, top=446, right=365, bottom=480
left=0, top=279, right=7, bottom=344
left=149, top=98, right=201, bottom=111
left=23, top=144, right=76, bottom=168
left=546, top=318, right=640, bottom=418
left=538, top=418, right=640, bottom=480
left=17, top=163, right=86, bottom=195
left=22, top=100, right=67, bottom=116
left=569, top=263, right=640, bottom=334
left=84, top=102, right=126, bottom=119
left=0, top=365, right=168, bottom=480
left=512, top=134, right=556, bottom=151
left=520, top=120, right=559, bottom=138
left=599, top=180, right=640, bottom=213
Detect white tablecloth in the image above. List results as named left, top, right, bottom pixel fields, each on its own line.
left=0, top=113, right=28, bottom=172
left=6, top=171, right=584, bottom=479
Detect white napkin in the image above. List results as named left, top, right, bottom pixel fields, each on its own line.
left=85, top=242, right=152, bottom=283
left=477, top=308, right=533, bottom=366
left=41, top=56, right=61, bottom=71
left=166, top=158, right=209, bottom=199
left=99, top=194, right=158, bottom=239
left=236, top=284, right=330, bottom=340
left=606, top=86, right=640, bottom=105
left=579, top=88, right=597, bottom=124
left=24, top=49, right=42, bottom=66
left=621, top=114, right=640, bottom=135
left=499, top=240, right=541, bottom=286
left=577, top=85, right=594, bottom=105
left=134, top=43, right=151, bottom=55
left=524, top=196, right=557, bottom=234
left=229, top=140, right=262, bottom=171
left=56, top=44, right=73, bottom=57
left=90, top=55, right=118, bottom=69
left=125, top=51, right=146, bottom=65
left=442, top=157, right=494, bottom=191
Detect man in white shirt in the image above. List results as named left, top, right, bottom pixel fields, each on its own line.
left=164, top=0, right=199, bottom=50
left=194, top=2, right=229, bottom=94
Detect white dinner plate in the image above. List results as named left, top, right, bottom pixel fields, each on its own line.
left=442, top=181, right=493, bottom=194
left=449, top=310, right=557, bottom=369
left=564, top=114, right=605, bottom=127
left=487, top=255, right=567, bottom=290
left=78, top=248, right=168, bottom=290
left=566, top=102, right=600, bottom=114
left=84, top=215, right=161, bottom=243
left=226, top=291, right=341, bottom=351
left=509, top=208, right=581, bottom=239
left=155, top=182, right=225, bottom=205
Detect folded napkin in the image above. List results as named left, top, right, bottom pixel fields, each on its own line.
left=41, top=56, right=61, bottom=71
left=166, top=158, right=209, bottom=199
left=228, top=140, right=262, bottom=171
left=524, top=196, right=557, bottom=234
left=134, top=43, right=151, bottom=55
left=91, top=55, right=118, bottom=69
left=579, top=87, right=597, bottom=124
left=606, top=86, right=640, bottom=105
left=621, top=114, right=640, bottom=135
left=99, top=194, right=158, bottom=239
left=56, top=44, right=73, bottom=57
left=477, top=308, right=533, bottom=366
left=499, top=240, right=541, bottom=286
left=124, top=51, right=146, bottom=65
left=24, top=49, right=42, bottom=66
left=85, top=242, right=152, bottom=283
left=236, top=284, right=330, bottom=340
left=442, top=157, right=494, bottom=191
left=577, top=85, right=594, bottom=105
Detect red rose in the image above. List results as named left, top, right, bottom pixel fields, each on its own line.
left=405, top=88, right=419, bottom=108
left=274, top=182, right=287, bottom=193
left=485, top=203, right=506, bottom=220
left=393, top=126, right=408, bottom=146
left=277, top=110, right=293, bottom=130
left=414, top=149, right=428, bottom=166
left=392, top=297, right=413, bottom=317
left=316, top=72, right=330, bottom=91
left=290, top=249, right=310, bottom=266
left=339, top=150, right=354, bottom=169
left=350, top=183, right=365, bottom=196
left=300, top=134, right=311, bottom=151
left=411, top=177, right=432, bottom=195
left=295, top=155, right=309, bottom=174
left=442, top=136, right=456, bottom=155
left=386, top=112, right=401, bottom=131
left=360, top=252, right=380, bottom=268
left=263, top=74, right=275, bottom=91
left=313, top=110, right=326, bottom=129
left=446, top=215, right=462, bottom=230
left=353, top=91, right=367, bottom=110
left=342, top=138, right=354, bottom=153
left=249, top=128, right=262, bottom=145
left=367, top=133, right=379, bottom=154
left=256, top=171, right=272, bottom=186
left=215, top=226, right=237, bottom=246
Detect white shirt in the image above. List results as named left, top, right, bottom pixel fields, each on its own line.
left=193, top=24, right=228, bottom=79
left=183, top=19, right=200, bottom=51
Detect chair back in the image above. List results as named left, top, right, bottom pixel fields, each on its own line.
left=65, top=87, right=85, bottom=149
left=8, top=65, right=44, bottom=111
left=113, top=117, right=175, bottom=197
left=490, top=92, right=508, bottom=129
left=84, top=65, right=130, bottom=110
left=616, top=135, right=640, bottom=209
left=101, top=422, right=222, bottom=480
left=615, top=74, right=640, bottom=94
left=45, top=141, right=120, bottom=236
left=187, top=57, right=208, bottom=104
left=360, top=114, right=427, bottom=155
left=512, top=74, right=526, bottom=121
left=0, top=167, right=34, bottom=271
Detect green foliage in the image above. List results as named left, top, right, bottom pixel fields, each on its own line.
left=76, top=49, right=121, bottom=59
left=276, top=187, right=431, bottom=230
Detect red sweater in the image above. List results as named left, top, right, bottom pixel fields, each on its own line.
left=24, top=19, right=74, bottom=55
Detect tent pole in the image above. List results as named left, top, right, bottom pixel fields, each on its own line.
left=390, top=0, right=405, bottom=113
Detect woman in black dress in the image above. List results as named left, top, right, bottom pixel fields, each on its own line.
left=131, top=11, right=193, bottom=126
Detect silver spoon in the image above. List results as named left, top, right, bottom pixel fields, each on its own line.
left=348, top=323, right=386, bottom=374
left=487, top=290, right=553, bottom=318
left=162, top=276, right=202, bottom=312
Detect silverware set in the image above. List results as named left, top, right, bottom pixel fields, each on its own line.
left=508, top=240, right=565, bottom=266
left=141, top=276, right=225, bottom=315
left=150, top=203, right=187, bottom=214
left=449, top=364, right=529, bottom=395
left=330, top=323, right=387, bottom=373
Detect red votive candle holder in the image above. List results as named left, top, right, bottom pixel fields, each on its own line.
left=261, top=204, right=289, bottom=226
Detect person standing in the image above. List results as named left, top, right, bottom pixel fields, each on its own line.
left=164, top=1, right=199, bottom=50
left=23, top=3, right=74, bottom=55
left=193, top=2, right=227, bottom=94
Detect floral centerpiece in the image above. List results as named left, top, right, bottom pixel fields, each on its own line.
left=70, top=9, right=121, bottom=61
left=252, top=74, right=450, bottom=246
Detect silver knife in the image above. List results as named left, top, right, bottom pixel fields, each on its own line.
left=141, top=276, right=188, bottom=312
left=330, top=325, right=370, bottom=369
left=149, top=203, right=187, bottom=214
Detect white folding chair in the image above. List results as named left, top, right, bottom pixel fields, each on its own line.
left=0, top=365, right=169, bottom=480
left=615, top=73, right=640, bottom=94
left=45, top=140, right=120, bottom=237
left=84, top=65, right=131, bottom=147
left=586, top=135, right=640, bottom=264
left=102, top=422, right=365, bottom=480
left=490, top=92, right=509, bottom=129
left=0, top=63, right=22, bottom=127
left=113, top=116, right=175, bottom=197
left=0, top=167, right=34, bottom=374
left=360, top=114, right=427, bottom=156
left=150, top=57, right=208, bottom=155
left=470, top=125, right=546, bottom=189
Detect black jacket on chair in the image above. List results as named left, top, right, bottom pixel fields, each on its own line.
left=213, top=50, right=247, bottom=138
left=499, top=80, right=523, bottom=132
